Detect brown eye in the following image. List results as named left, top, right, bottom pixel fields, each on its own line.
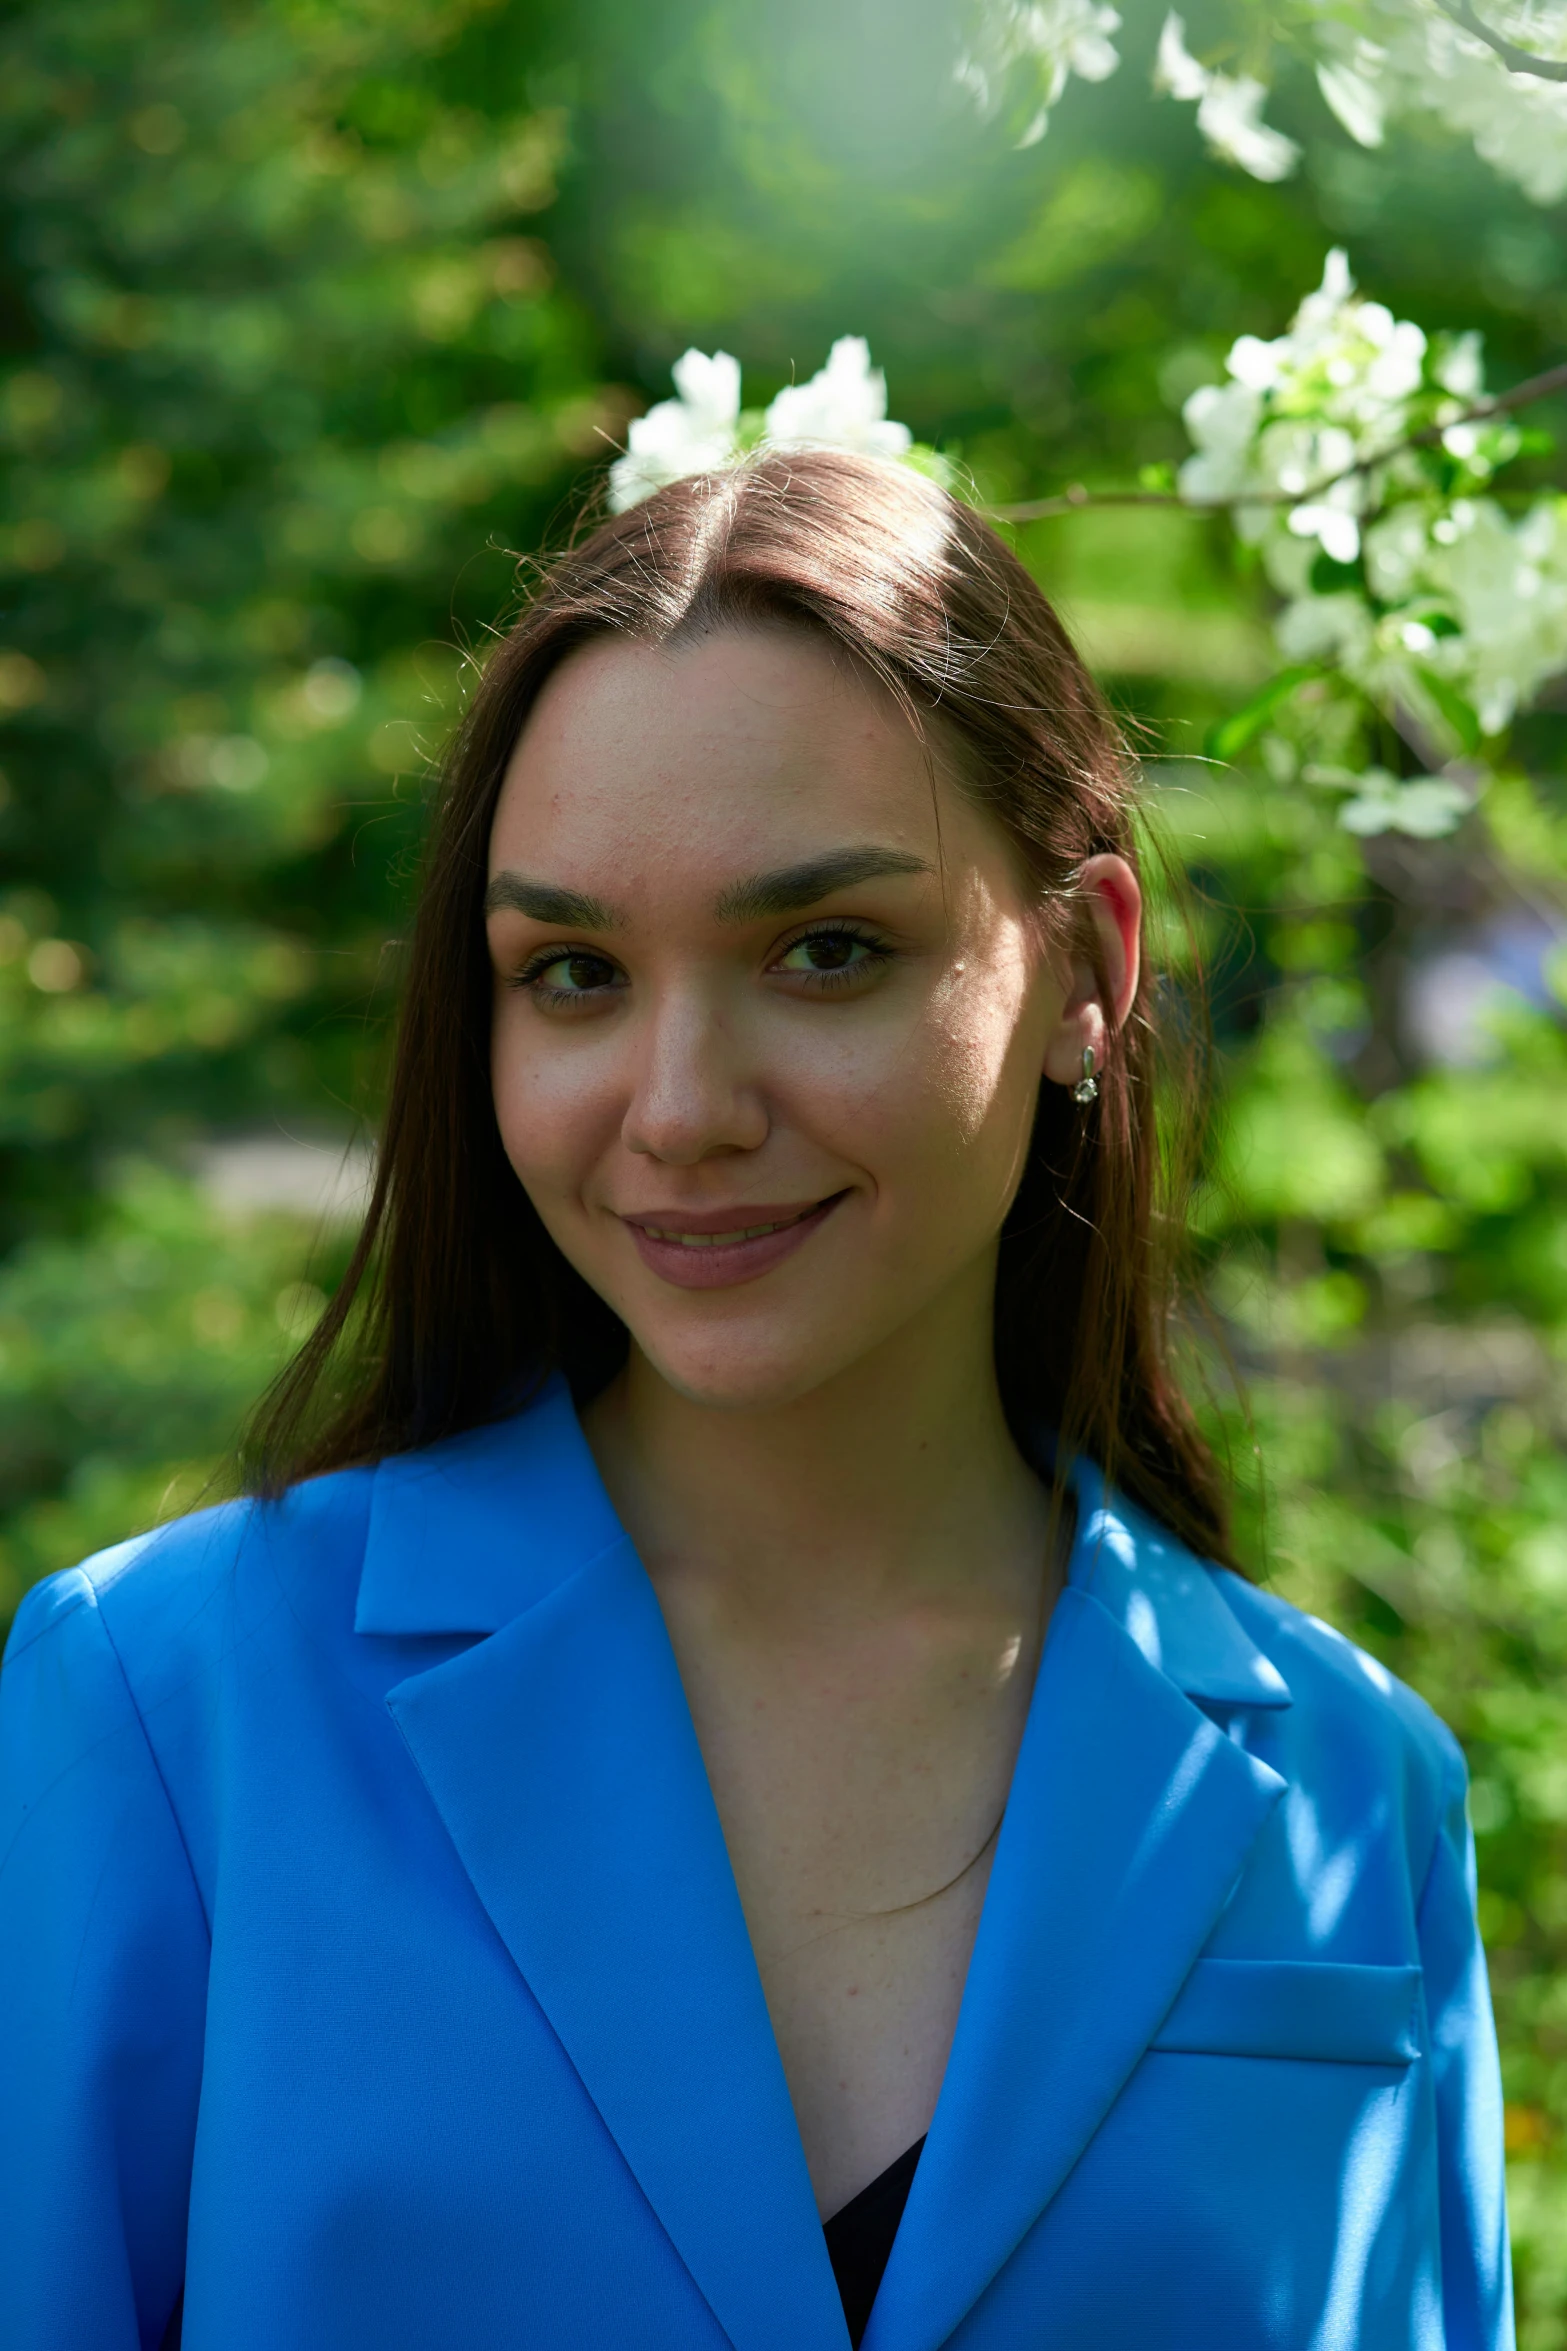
left=774, top=927, right=891, bottom=984
left=519, top=948, right=625, bottom=1001
left=556, top=953, right=617, bottom=991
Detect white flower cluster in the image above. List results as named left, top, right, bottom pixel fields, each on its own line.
left=1311, top=3, right=1567, bottom=208
left=1165, top=1, right=1567, bottom=206
left=608, top=338, right=916, bottom=514
left=1180, top=249, right=1431, bottom=567
left=1154, top=14, right=1300, bottom=182
left=955, top=0, right=1120, bottom=144
left=955, top=0, right=1120, bottom=145
left=1309, top=765, right=1473, bottom=840
left=1283, top=495, right=1567, bottom=742
left=1182, top=252, right=1567, bottom=829
left=955, top=0, right=1567, bottom=207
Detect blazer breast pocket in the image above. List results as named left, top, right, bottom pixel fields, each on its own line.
left=1149, top=1958, right=1423, bottom=2066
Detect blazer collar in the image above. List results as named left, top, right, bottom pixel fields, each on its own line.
left=1066, top=1458, right=1292, bottom=1710
left=355, top=1381, right=1293, bottom=1717
left=354, top=1378, right=624, bottom=1635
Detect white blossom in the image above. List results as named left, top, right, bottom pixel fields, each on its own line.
left=1294, top=6, right=1567, bottom=208
left=1383, top=8, right=1567, bottom=207
left=609, top=339, right=920, bottom=512
left=1314, top=55, right=1386, bottom=148
left=1153, top=11, right=1208, bottom=102
left=608, top=349, right=742, bottom=512
left=1182, top=249, right=1567, bottom=801
left=1179, top=379, right=1263, bottom=503
left=1178, top=250, right=1427, bottom=571
left=1280, top=492, right=1567, bottom=749
left=763, top=339, right=914, bottom=459
left=1362, top=503, right=1431, bottom=603
left=1154, top=14, right=1300, bottom=182
left=1332, top=768, right=1474, bottom=839
left=1276, top=590, right=1375, bottom=673
left=1197, top=74, right=1302, bottom=181
left=964, top=0, right=1567, bottom=208
left=1287, top=502, right=1361, bottom=567
left=957, top=0, right=1120, bottom=145
left=1431, top=497, right=1567, bottom=733
left=1435, top=331, right=1484, bottom=401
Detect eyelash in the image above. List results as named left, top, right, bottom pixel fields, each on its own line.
left=511, top=946, right=627, bottom=1010
left=509, top=921, right=897, bottom=1011
left=771, top=920, right=896, bottom=991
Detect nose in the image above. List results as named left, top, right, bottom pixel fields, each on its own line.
left=621, top=987, right=769, bottom=1164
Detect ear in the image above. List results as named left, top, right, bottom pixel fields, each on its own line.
left=1040, top=853, right=1142, bottom=1090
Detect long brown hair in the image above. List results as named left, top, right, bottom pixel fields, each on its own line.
left=246, top=450, right=1233, bottom=1565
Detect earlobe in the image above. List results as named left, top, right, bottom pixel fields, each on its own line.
left=1042, top=997, right=1108, bottom=1090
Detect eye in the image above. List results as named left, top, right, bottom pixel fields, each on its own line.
left=514, top=947, right=626, bottom=1008
left=772, top=924, right=893, bottom=990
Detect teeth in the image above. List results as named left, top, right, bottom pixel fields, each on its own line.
left=642, top=1214, right=802, bottom=1247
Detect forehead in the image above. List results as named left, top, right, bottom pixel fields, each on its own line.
left=488, top=626, right=960, bottom=883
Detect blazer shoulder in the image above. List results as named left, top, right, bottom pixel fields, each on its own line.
left=7, top=1465, right=378, bottom=1704
left=1215, top=1566, right=1466, bottom=1830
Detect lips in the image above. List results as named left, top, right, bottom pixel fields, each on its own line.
left=632, top=1203, right=821, bottom=1249
left=619, top=1194, right=846, bottom=1290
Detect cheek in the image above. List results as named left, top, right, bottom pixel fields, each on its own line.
left=804, top=962, right=1045, bottom=1205
left=489, top=997, right=620, bottom=1198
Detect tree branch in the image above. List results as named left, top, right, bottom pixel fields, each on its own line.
left=1429, top=0, right=1567, bottom=80
left=993, top=357, right=1567, bottom=523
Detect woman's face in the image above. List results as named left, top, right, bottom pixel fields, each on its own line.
left=486, top=625, right=1127, bottom=1412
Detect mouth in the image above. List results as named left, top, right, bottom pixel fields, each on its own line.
left=619, top=1193, right=847, bottom=1290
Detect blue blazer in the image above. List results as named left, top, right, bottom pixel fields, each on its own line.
left=0, top=1381, right=1512, bottom=2350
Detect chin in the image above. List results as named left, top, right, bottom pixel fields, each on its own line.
left=627, top=1319, right=864, bottom=1415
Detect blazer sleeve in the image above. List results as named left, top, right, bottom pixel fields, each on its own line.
left=1418, top=1738, right=1515, bottom=2351
left=0, top=1568, right=208, bottom=2351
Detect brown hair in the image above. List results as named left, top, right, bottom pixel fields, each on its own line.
left=246, top=449, right=1233, bottom=1565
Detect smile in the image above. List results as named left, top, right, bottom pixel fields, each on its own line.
left=619, top=1194, right=846, bottom=1290
left=633, top=1205, right=820, bottom=1249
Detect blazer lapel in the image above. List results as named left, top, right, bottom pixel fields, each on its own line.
left=371, top=1400, right=846, bottom=2351
left=865, top=1482, right=1289, bottom=2351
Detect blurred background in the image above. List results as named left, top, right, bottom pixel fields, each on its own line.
left=2, top=0, right=1565, bottom=2329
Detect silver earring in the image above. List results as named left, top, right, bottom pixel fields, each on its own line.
left=1072, top=1046, right=1099, bottom=1106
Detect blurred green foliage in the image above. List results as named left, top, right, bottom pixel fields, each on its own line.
left=3, top=0, right=1566, bottom=2332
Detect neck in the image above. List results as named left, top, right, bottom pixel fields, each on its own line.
left=584, top=1275, right=1054, bottom=1634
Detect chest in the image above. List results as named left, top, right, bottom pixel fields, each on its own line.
left=656, top=1617, right=1032, bottom=2214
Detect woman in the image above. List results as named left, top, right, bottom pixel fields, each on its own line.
left=0, top=451, right=1510, bottom=2350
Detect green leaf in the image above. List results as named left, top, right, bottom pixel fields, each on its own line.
left=1205, top=667, right=1321, bottom=764
left=1407, top=607, right=1462, bottom=639
left=1416, top=665, right=1483, bottom=755
left=1309, top=551, right=1363, bottom=595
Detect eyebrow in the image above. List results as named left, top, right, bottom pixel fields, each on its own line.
left=713, top=847, right=932, bottom=923
left=483, top=874, right=623, bottom=928
left=483, top=845, right=933, bottom=933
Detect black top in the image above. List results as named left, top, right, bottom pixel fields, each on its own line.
left=822, top=2137, right=926, bottom=2347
